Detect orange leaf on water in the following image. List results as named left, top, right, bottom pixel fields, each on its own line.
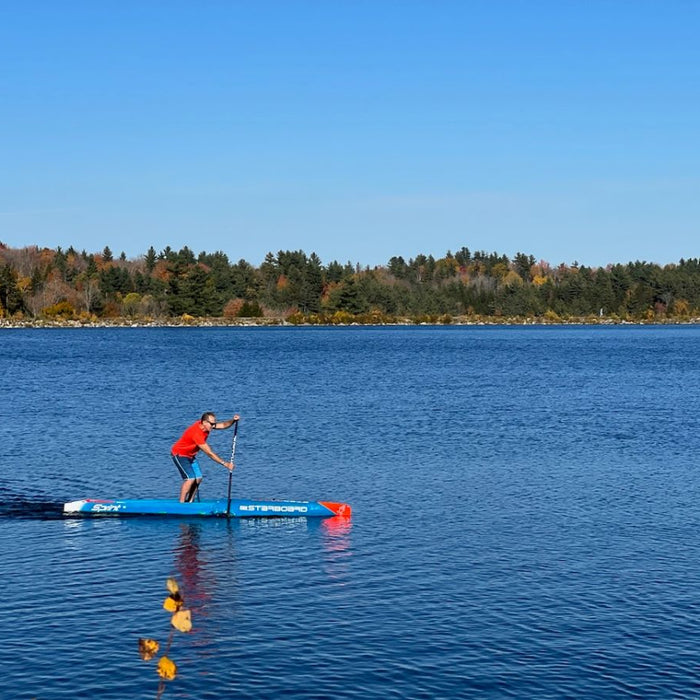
left=163, top=595, right=182, bottom=613
left=171, top=609, right=192, bottom=633
left=138, top=638, right=160, bottom=661
left=157, top=655, right=177, bottom=681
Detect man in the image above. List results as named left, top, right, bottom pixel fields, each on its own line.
left=171, top=412, right=240, bottom=503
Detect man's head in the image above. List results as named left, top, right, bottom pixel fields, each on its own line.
left=201, top=412, right=217, bottom=432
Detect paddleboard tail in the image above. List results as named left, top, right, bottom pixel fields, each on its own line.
left=319, top=501, right=352, bottom=517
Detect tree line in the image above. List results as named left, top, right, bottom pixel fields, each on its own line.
left=2, top=241, right=700, bottom=323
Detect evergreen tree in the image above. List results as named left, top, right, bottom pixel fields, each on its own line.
left=54, top=247, right=67, bottom=280
left=454, top=247, right=471, bottom=266
left=0, top=264, right=23, bottom=315
left=145, top=247, right=157, bottom=273
left=326, top=260, right=351, bottom=283
left=388, top=256, right=408, bottom=279
left=513, top=252, right=535, bottom=282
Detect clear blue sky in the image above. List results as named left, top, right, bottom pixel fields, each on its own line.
left=1, top=0, right=698, bottom=268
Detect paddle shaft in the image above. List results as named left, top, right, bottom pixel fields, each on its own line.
left=226, top=419, right=239, bottom=515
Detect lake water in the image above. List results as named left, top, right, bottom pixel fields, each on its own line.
left=3, top=325, right=700, bottom=698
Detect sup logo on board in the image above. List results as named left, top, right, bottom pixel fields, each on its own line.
left=91, top=503, right=124, bottom=512
left=239, top=504, right=309, bottom=514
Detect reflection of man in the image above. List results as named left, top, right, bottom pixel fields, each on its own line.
left=171, top=413, right=240, bottom=502
left=174, top=523, right=212, bottom=617
left=176, top=523, right=201, bottom=586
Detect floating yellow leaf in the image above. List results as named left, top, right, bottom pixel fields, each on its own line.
left=163, top=595, right=182, bottom=613
left=166, top=578, right=180, bottom=595
left=171, top=609, right=192, bottom=633
left=138, top=637, right=160, bottom=661
left=157, top=655, right=177, bottom=681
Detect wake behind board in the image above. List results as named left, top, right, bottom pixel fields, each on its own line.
left=63, top=498, right=351, bottom=518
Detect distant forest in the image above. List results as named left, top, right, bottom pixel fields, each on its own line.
left=2, top=242, right=700, bottom=323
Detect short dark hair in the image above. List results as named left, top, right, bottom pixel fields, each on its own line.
left=201, top=412, right=215, bottom=423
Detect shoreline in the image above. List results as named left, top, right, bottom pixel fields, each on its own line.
left=2, top=316, right=700, bottom=329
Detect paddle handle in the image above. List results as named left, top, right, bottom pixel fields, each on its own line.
left=226, top=419, right=239, bottom=515
left=230, top=419, right=239, bottom=463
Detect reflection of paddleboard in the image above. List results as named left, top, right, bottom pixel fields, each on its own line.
left=63, top=497, right=351, bottom=518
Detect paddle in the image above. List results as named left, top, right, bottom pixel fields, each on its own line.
left=226, top=418, right=239, bottom=516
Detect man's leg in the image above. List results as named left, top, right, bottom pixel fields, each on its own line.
left=188, top=477, right=203, bottom=502
left=180, top=478, right=194, bottom=503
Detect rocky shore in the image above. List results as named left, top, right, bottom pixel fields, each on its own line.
left=2, top=315, right=699, bottom=329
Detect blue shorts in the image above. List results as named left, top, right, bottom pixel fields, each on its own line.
left=172, top=454, right=203, bottom=480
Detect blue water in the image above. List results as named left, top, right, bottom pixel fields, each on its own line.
left=3, top=325, right=700, bottom=698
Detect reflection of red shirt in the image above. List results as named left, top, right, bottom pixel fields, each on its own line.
left=171, top=422, right=208, bottom=458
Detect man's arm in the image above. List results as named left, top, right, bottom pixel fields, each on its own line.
left=197, top=441, right=234, bottom=470
left=212, top=414, right=240, bottom=430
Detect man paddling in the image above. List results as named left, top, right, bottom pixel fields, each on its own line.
left=171, top=413, right=240, bottom=503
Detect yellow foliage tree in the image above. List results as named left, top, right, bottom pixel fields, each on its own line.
left=503, top=270, right=524, bottom=287
left=673, top=298, right=690, bottom=317
left=122, top=292, right=141, bottom=317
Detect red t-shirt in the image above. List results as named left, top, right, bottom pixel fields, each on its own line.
left=171, top=422, right=209, bottom=458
